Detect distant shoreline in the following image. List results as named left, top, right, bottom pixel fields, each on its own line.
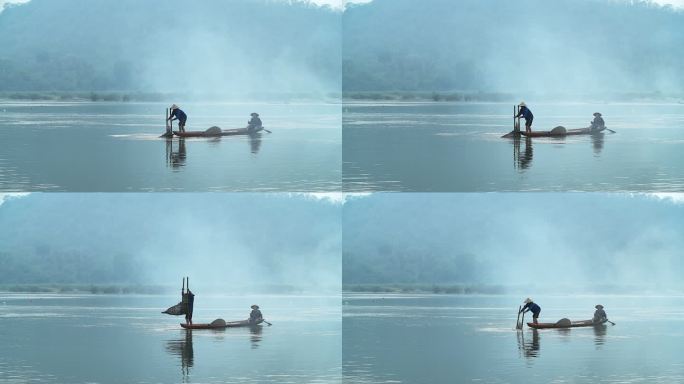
left=0, top=91, right=342, bottom=103
left=343, top=91, right=684, bottom=104
left=343, top=284, right=684, bottom=296
left=0, top=284, right=337, bottom=295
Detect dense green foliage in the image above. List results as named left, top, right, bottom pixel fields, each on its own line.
left=343, top=0, right=684, bottom=94
left=0, top=0, right=340, bottom=94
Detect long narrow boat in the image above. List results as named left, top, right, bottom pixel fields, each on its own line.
left=173, top=128, right=258, bottom=138
left=527, top=319, right=607, bottom=329
left=520, top=126, right=605, bottom=138
left=181, top=319, right=262, bottom=330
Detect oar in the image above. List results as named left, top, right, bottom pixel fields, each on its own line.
left=262, top=319, right=272, bottom=326
left=247, top=126, right=272, bottom=134
left=606, top=319, right=615, bottom=325
left=516, top=306, right=522, bottom=330
left=605, top=128, right=616, bottom=133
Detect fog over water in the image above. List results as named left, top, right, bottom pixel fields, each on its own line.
left=0, top=0, right=341, bottom=97
left=0, top=193, right=341, bottom=292
left=343, top=193, right=684, bottom=292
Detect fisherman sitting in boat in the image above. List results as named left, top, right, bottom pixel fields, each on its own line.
left=516, top=102, right=534, bottom=133
left=593, top=304, right=607, bottom=323
left=249, top=304, right=263, bottom=324
left=168, top=104, right=187, bottom=133
left=184, top=289, right=195, bottom=325
left=520, top=298, right=541, bottom=324
left=590, top=112, right=605, bottom=131
left=247, top=113, right=263, bottom=132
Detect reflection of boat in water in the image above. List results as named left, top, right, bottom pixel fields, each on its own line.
left=181, top=319, right=263, bottom=330
left=165, top=330, right=194, bottom=381
left=517, top=328, right=540, bottom=359
left=249, top=324, right=263, bottom=349
left=513, top=136, right=533, bottom=170
left=527, top=318, right=607, bottom=329
left=165, top=137, right=187, bottom=168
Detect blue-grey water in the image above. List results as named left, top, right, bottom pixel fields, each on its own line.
left=343, top=293, right=684, bottom=384
left=343, top=102, right=684, bottom=191
left=0, top=293, right=341, bottom=383
left=0, top=101, right=340, bottom=192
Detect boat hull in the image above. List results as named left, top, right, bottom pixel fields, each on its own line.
left=173, top=128, right=261, bottom=138
left=520, top=127, right=605, bottom=137
left=180, top=319, right=263, bottom=329
left=527, top=319, right=607, bottom=329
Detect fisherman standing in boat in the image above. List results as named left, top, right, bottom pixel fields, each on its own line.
left=593, top=304, right=607, bottom=323
left=168, top=104, right=187, bottom=133
left=520, top=298, right=541, bottom=324
left=247, top=113, right=263, bottom=133
left=249, top=304, right=263, bottom=324
left=516, top=102, right=534, bottom=134
left=184, top=289, right=195, bottom=325
left=590, top=112, right=605, bottom=132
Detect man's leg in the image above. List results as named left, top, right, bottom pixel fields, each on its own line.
left=533, top=313, right=539, bottom=324
left=180, top=120, right=186, bottom=132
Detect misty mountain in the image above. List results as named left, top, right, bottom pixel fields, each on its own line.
left=343, top=194, right=684, bottom=289
left=0, top=0, right=340, bottom=95
left=0, top=194, right=341, bottom=289
left=343, top=0, right=684, bottom=95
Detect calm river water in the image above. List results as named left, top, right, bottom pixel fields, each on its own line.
left=0, top=293, right=341, bottom=383
left=0, top=101, right=340, bottom=192
left=343, top=102, right=684, bottom=192
left=343, top=293, right=684, bottom=384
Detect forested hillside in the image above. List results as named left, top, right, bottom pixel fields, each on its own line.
left=0, top=0, right=340, bottom=95
left=343, top=0, right=684, bottom=95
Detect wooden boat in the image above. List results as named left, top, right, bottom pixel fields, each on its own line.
left=527, top=319, right=607, bottom=329
left=180, top=319, right=262, bottom=329
left=520, top=126, right=606, bottom=138
left=173, top=127, right=261, bottom=138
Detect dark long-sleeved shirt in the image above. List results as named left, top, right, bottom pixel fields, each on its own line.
left=516, top=106, right=534, bottom=121
left=591, top=116, right=605, bottom=129
left=522, top=302, right=541, bottom=315
left=170, top=109, right=187, bottom=122
left=248, top=116, right=262, bottom=128
left=250, top=309, right=263, bottom=322
left=593, top=309, right=607, bottom=322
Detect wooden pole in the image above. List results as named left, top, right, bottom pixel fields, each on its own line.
left=182, top=277, right=185, bottom=295
left=513, top=105, right=518, bottom=133
left=516, top=305, right=522, bottom=329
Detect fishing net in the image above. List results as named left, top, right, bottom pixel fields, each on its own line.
left=162, top=301, right=186, bottom=316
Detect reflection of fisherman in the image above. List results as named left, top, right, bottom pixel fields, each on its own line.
left=168, top=104, right=187, bottom=133
left=520, top=298, right=541, bottom=324
left=249, top=305, right=263, bottom=324
left=590, top=112, right=605, bottom=131
left=247, top=113, right=263, bottom=132
left=183, top=289, right=195, bottom=325
left=593, top=304, right=607, bottom=323
left=516, top=102, right=534, bottom=133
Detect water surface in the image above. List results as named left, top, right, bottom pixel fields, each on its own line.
left=0, top=293, right=341, bottom=383
left=0, top=101, right=340, bottom=191
left=343, top=293, right=684, bottom=384
left=343, top=102, right=684, bottom=191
